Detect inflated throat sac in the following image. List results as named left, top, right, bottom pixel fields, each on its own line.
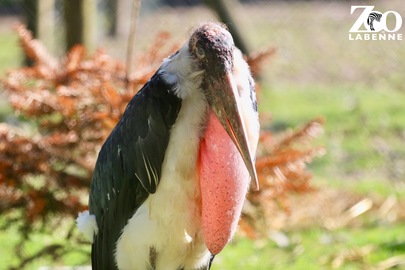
left=199, top=110, right=250, bottom=254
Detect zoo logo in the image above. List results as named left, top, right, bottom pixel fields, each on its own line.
left=350, top=6, right=403, bottom=33
left=349, top=6, right=403, bottom=41
left=367, top=12, right=382, bottom=31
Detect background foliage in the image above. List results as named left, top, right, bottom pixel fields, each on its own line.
left=0, top=23, right=322, bottom=269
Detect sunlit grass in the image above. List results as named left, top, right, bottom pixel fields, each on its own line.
left=0, top=217, right=90, bottom=270
left=215, top=223, right=405, bottom=270
left=261, top=84, right=405, bottom=198
left=0, top=32, right=22, bottom=75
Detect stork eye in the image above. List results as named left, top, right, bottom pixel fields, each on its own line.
left=196, top=46, right=205, bottom=58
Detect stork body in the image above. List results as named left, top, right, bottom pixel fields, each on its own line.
left=77, top=23, right=259, bottom=270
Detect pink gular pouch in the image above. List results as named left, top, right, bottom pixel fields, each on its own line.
left=198, top=110, right=250, bottom=255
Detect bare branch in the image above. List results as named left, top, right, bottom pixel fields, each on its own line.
left=126, top=0, right=142, bottom=83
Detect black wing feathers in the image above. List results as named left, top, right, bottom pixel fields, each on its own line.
left=89, top=72, right=181, bottom=269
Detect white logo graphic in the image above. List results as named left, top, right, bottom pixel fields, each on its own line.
left=349, top=6, right=403, bottom=40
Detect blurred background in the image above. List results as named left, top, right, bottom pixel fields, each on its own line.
left=0, top=0, right=405, bottom=269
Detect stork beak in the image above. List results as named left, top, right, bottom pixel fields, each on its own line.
left=205, top=70, right=259, bottom=190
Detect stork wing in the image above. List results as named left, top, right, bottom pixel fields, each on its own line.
left=89, top=72, right=181, bottom=269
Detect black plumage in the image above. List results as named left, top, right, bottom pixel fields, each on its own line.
left=89, top=71, right=181, bottom=269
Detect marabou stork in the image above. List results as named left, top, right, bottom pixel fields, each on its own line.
left=77, top=22, right=259, bottom=270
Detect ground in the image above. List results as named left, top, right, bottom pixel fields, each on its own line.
left=0, top=1, right=405, bottom=269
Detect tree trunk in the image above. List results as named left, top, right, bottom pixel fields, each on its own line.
left=37, top=0, right=55, bottom=50
left=106, top=0, right=119, bottom=36
left=117, top=0, right=132, bottom=37
left=23, top=0, right=38, bottom=36
left=63, top=0, right=96, bottom=52
left=63, top=0, right=82, bottom=51
left=203, top=0, right=250, bottom=55
left=23, top=0, right=55, bottom=65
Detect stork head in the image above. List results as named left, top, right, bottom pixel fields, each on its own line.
left=189, top=23, right=259, bottom=190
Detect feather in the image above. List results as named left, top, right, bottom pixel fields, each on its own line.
left=76, top=210, right=98, bottom=242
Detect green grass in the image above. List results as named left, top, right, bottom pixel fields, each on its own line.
left=0, top=218, right=90, bottom=270
left=215, top=223, right=405, bottom=270
left=0, top=30, right=21, bottom=121
left=260, top=83, right=405, bottom=198
left=0, top=32, right=22, bottom=75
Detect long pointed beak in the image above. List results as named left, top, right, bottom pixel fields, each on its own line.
left=205, top=70, right=259, bottom=190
